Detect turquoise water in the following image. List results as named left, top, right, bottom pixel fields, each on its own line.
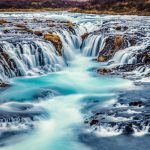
left=0, top=53, right=133, bottom=150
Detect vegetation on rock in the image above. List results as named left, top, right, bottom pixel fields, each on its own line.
left=44, top=33, right=63, bottom=56
left=0, top=19, right=9, bottom=25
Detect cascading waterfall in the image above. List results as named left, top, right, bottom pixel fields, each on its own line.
left=81, top=34, right=105, bottom=57
left=0, top=12, right=150, bottom=150
left=0, top=39, right=65, bottom=82
left=54, top=29, right=82, bottom=60
left=109, top=44, right=147, bottom=65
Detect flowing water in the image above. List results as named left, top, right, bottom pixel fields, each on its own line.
left=0, top=45, right=133, bottom=150
left=0, top=12, right=149, bottom=150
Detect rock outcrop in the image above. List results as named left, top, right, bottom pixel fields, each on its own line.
left=44, top=33, right=63, bottom=56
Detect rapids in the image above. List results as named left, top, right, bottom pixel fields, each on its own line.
left=0, top=52, right=133, bottom=150
left=0, top=12, right=149, bottom=150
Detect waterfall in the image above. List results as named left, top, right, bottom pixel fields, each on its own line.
left=54, top=29, right=82, bottom=60
left=110, top=44, right=149, bottom=65
left=0, top=39, right=65, bottom=81
left=0, top=12, right=149, bottom=84
left=81, top=34, right=105, bottom=57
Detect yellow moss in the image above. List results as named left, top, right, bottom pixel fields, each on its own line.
left=114, top=36, right=124, bottom=47
left=0, top=19, right=9, bottom=25
left=97, top=55, right=108, bottom=62
left=66, top=22, right=75, bottom=29
left=44, top=33, right=62, bottom=56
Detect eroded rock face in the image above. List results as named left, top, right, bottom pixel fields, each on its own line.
left=81, top=33, right=89, bottom=40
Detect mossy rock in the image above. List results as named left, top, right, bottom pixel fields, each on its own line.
left=97, top=55, right=108, bottom=62
left=81, top=33, right=89, bottom=40
left=97, top=68, right=112, bottom=74
left=31, top=30, right=43, bottom=36
left=0, top=19, right=9, bottom=25
left=114, top=36, right=124, bottom=48
left=44, top=33, right=63, bottom=56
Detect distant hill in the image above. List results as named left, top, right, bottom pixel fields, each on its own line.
left=0, top=0, right=85, bottom=8
left=86, top=0, right=150, bottom=12
left=0, top=0, right=149, bottom=15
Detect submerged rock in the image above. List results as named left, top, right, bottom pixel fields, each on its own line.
left=97, top=68, right=112, bottom=74
left=0, top=82, right=9, bottom=88
left=84, top=83, right=150, bottom=136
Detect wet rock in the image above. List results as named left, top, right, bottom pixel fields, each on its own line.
left=129, top=101, right=144, bottom=107
left=0, top=102, right=49, bottom=140
left=0, top=81, right=9, bottom=88
left=115, top=25, right=122, bottom=30
left=115, top=24, right=128, bottom=31
left=123, top=124, right=134, bottom=134
left=0, top=20, right=9, bottom=25
left=81, top=33, right=89, bottom=40
left=114, top=64, right=140, bottom=72
left=44, top=33, right=63, bottom=56
left=30, top=30, right=43, bottom=36
left=97, top=68, right=112, bottom=74
left=97, top=56, right=108, bottom=62
left=90, top=119, right=99, bottom=126
left=97, top=35, right=133, bottom=62
left=137, top=50, right=150, bottom=64
left=15, top=23, right=26, bottom=29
